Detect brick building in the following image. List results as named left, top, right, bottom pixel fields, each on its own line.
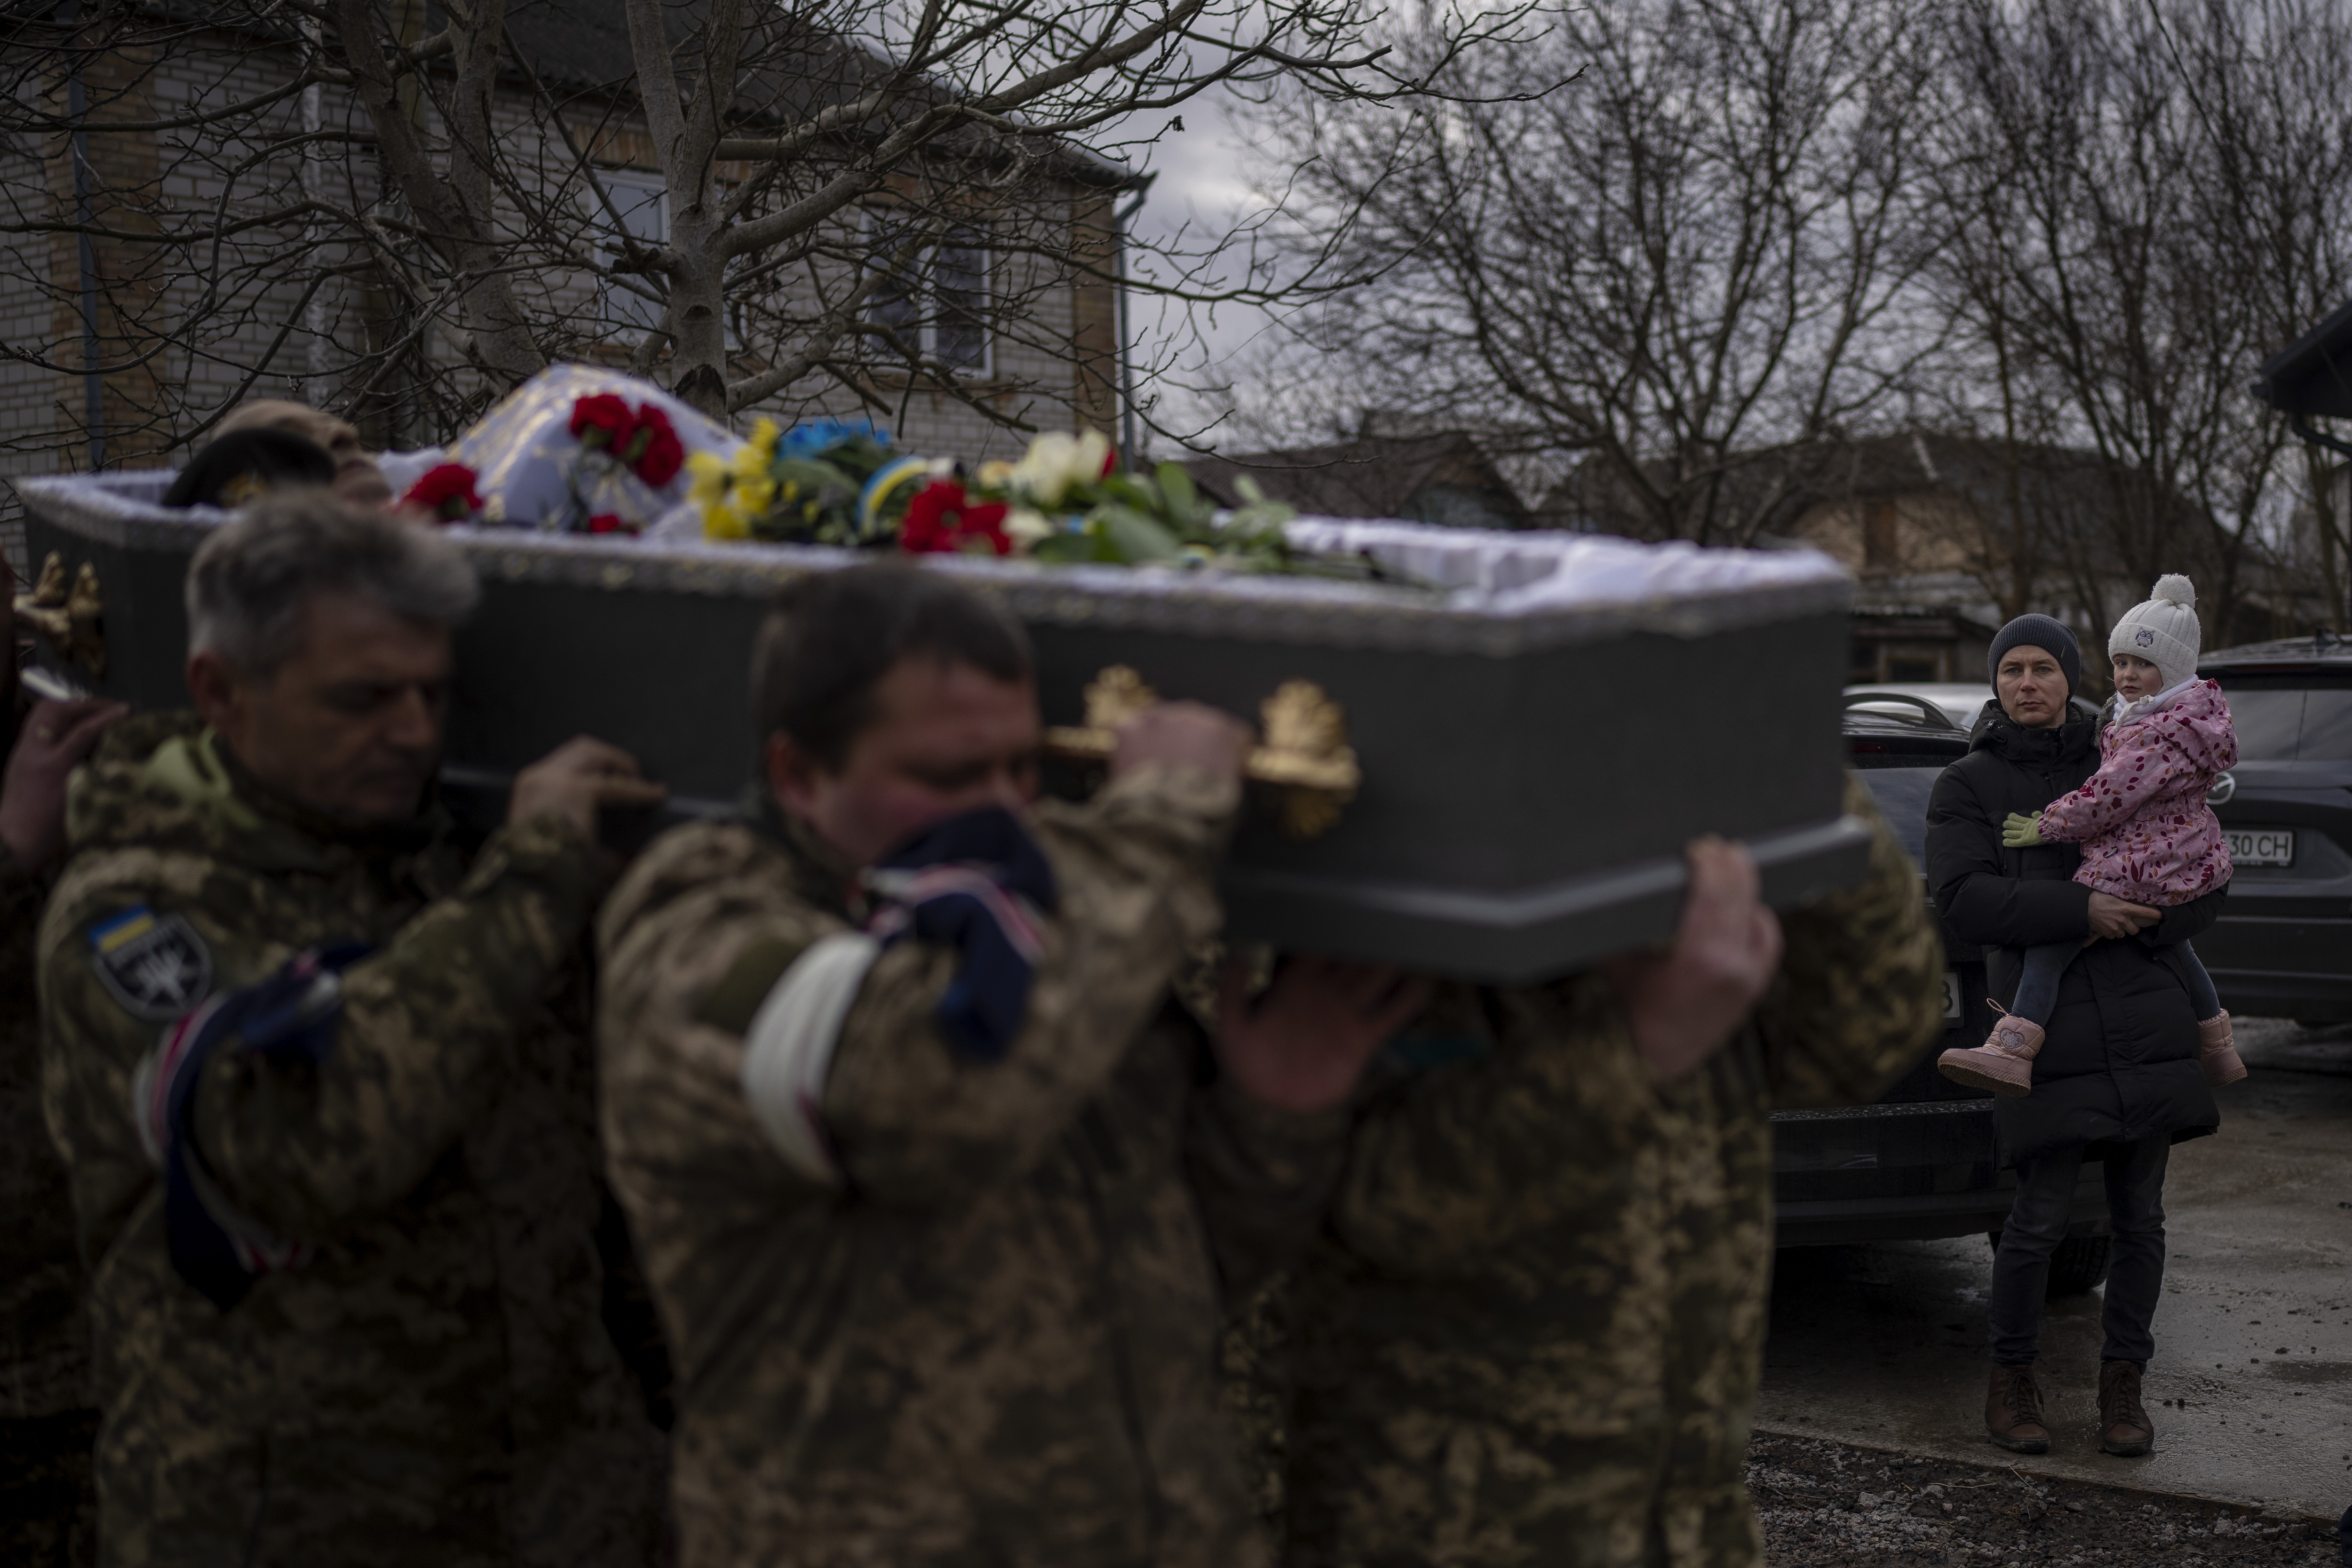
left=0, top=1, right=1139, bottom=564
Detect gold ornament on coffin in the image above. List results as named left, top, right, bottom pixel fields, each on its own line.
left=15, top=551, right=106, bottom=678
left=1041, top=665, right=1362, bottom=839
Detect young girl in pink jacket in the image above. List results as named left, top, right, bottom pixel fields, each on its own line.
left=1938, top=575, right=2248, bottom=1096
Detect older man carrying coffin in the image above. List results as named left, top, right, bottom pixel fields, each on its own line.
left=596, top=564, right=1419, bottom=1567
left=40, top=495, right=667, bottom=1566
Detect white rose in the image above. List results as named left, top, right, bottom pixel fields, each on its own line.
left=1009, top=429, right=1112, bottom=508
left=1003, top=506, right=1056, bottom=551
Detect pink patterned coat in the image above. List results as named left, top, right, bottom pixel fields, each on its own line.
left=2037, top=678, right=2236, bottom=906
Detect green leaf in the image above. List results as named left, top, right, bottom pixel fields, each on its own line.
left=1098, top=471, right=1161, bottom=514
left=1095, top=504, right=1184, bottom=562
left=1156, top=461, right=1212, bottom=530
left=1030, top=529, right=1097, bottom=564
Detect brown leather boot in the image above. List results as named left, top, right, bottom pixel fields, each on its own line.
left=1986, top=1363, right=2051, bottom=1453
left=2099, top=1359, right=2154, bottom=1456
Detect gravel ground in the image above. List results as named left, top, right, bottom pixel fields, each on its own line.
left=1750, top=1431, right=2341, bottom=1566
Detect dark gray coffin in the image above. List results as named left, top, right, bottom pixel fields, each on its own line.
left=12, top=472, right=1866, bottom=982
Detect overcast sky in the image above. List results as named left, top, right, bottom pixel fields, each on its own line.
left=1116, top=91, right=1291, bottom=454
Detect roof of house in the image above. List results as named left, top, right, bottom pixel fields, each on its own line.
left=495, top=0, right=1138, bottom=187
left=2253, top=295, right=2352, bottom=421
left=1182, top=431, right=1530, bottom=528
left=1533, top=431, right=2208, bottom=546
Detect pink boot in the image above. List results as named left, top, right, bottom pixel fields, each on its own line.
left=2199, top=1011, right=2247, bottom=1087
left=1938, top=1012, right=2044, bottom=1098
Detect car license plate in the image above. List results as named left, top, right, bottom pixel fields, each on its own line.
left=2226, top=827, right=2295, bottom=866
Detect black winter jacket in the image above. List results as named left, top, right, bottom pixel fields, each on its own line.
left=1924, top=705, right=2222, bottom=1165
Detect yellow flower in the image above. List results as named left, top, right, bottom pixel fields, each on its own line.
left=703, top=501, right=748, bottom=541
left=687, top=450, right=730, bottom=507
left=689, top=451, right=745, bottom=540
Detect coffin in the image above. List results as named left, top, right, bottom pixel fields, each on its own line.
left=11, top=471, right=1867, bottom=982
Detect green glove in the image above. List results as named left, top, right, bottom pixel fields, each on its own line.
left=2002, top=811, right=2045, bottom=848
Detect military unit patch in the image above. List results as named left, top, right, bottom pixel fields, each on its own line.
left=88, top=906, right=214, bottom=1022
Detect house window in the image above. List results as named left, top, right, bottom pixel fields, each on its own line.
left=594, top=169, right=668, bottom=335
left=863, top=217, right=992, bottom=376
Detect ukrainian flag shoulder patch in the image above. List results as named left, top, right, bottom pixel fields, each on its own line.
left=87, top=905, right=214, bottom=1022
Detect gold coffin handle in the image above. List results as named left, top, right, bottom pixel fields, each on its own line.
left=1041, top=665, right=1362, bottom=840
left=13, top=551, right=106, bottom=679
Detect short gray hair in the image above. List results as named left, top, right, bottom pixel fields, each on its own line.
left=186, top=493, right=480, bottom=676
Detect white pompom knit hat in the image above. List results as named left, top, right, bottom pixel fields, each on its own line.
left=2108, top=574, right=2201, bottom=692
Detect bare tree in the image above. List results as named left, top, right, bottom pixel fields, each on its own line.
left=1919, top=0, right=2352, bottom=638
left=0, top=0, right=1537, bottom=481
left=1229, top=0, right=1946, bottom=545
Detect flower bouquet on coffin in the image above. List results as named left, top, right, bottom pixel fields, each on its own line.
left=976, top=430, right=1311, bottom=572
left=550, top=394, right=686, bottom=534
left=444, top=364, right=738, bottom=532
left=688, top=417, right=956, bottom=547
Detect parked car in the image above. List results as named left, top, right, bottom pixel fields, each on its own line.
left=1769, top=697, right=2113, bottom=1295
left=2195, top=635, right=2352, bottom=1023
left=1842, top=681, right=1996, bottom=731
left=1844, top=682, right=2102, bottom=731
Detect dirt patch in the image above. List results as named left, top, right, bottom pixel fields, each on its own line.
left=1749, top=1431, right=2341, bottom=1566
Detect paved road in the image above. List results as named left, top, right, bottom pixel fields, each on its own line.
left=1758, top=1018, right=2352, bottom=1523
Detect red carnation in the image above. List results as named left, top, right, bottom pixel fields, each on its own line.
left=960, top=499, right=1010, bottom=555
left=587, top=513, right=634, bottom=535
left=401, top=462, right=480, bottom=523
left=898, top=481, right=1009, bottom=557
left=631, top=406, right=684, bottom=486
left=569, top=393, right=637, bottom=450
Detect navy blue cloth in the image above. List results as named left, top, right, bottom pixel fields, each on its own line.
left=2012, top=935, right=2217, bottom=1025
left=866, top=808, right=1057, bottom=1063
left=1987, top=613, right=2083, bottom=698
left=136, top=944, right=371, bottom=1310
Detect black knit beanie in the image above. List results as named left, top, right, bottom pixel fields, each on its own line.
left=1986, top=613, right=2081, bottom=699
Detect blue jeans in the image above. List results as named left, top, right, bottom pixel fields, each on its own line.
left=1989, top=1133, right=2170, bottom=1366
left=2010, top=937, right=2220, bottom=1026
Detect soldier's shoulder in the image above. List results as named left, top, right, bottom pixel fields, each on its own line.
left=39, top=842, right=215, bottom=973
left=602, top=820, right=786, bottom=943
left=38, top=858, right=225, bottom=1036
left=598, top=819, right=845, bottom=1027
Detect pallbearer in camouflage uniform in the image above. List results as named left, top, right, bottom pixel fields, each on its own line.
left=0, top=552, right=128, bottom=1562
left=596, top=565, right=1420, bottom=1568
left=39, top=495, right=668, bottom=1566
left=1273, top=778, right=1946, bottom=1568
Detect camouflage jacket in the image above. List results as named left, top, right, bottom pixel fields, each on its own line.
left=2, top=831, right=87, bottom=1421
left=596, top=767, right=1347, bottom=1568
left=1273, top=777, right=1946, bottom=1568
left=38, top=715, right=662, bottom=1568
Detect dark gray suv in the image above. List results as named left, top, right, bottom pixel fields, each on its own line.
left=2194, top=637, right=2352, bottom=1024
